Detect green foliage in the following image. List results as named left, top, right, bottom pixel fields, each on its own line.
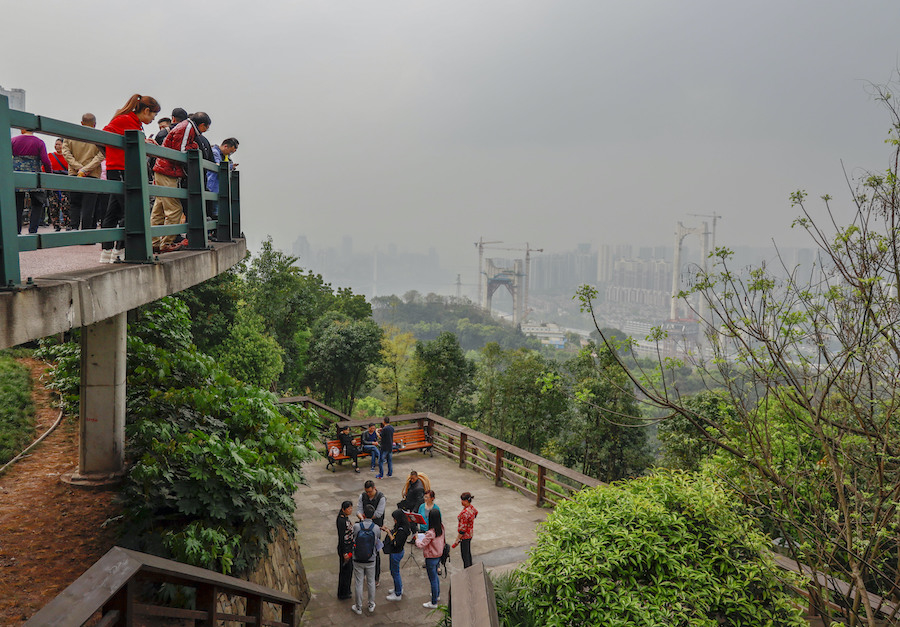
left=41, top=297, right=320, bottom=576
left=372, top=293, right=541, bottom=351
left=217, top=307, right=284, bottom=389
left=0, top=352, right=35, bottom=465
left=303, top=316, right=383, bottom=415
left=175, top=267, right=244, bottom=356
left=515, top=472, right=806, bottom=626
left=555, top=344, right=652, bottom=482
left=412, top=332, right=475, bottom=418
left=34, top=337, right=81, bottom=414
left=657, top=391, right=733, bottom=471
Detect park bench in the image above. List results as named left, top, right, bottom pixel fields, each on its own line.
left=325, top=426, right=433, bottom=472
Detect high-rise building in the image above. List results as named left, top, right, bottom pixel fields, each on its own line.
left=0, top=85, right=26, bottom=111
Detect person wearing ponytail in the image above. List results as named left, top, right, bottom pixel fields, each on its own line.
left=452, top=492, right=478, bottom=568
left=99, top=94, right=160, bottom=263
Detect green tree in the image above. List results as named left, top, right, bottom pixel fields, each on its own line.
left=493, top=349, right=567, bottom=453
left=304, top=316, right=383, bottom=415
left=176, top=267, right=244, bottom=356
left=378, top=324, right=417, bottom=415
left=412, top=331, right=474, bottom=418
left=217, top=307, right=284, bottom=389
left=510, top=472, right=806, bottom=626
left=656, top=390, right=732, bottom=471
left=557, top=344, right=652, bottom=482
left=578, top=79, right=900, bottom=624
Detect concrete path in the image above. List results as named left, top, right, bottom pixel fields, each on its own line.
left=294, top=452, right=550, bottom=626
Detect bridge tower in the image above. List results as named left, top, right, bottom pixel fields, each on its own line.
left=483, top=257, right=526, bottom=324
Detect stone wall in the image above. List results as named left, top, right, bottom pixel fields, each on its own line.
left=217, top=526, right=311, bottom=623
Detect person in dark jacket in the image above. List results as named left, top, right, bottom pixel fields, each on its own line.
left=383, top=509, right=411, bottom=601
left=336, top=501, right=354, bottom=600
left=338, top=425, right=360, bottom=473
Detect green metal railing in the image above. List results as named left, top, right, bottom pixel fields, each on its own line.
left=0, top=95, right=241, bottom=288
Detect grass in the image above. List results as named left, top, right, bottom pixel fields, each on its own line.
left=0, top=351, right=35, bottom=465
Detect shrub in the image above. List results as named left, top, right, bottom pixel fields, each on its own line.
left=514, top=471, right=805, bottom=626
left=0, top=352, right=34, bottom=465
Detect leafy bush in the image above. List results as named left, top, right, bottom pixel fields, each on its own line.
left=513, top=472, right=805, bottom=626
left=40, top=297, right=320, bottom=575
left=0, top=352, right=35, bottom=465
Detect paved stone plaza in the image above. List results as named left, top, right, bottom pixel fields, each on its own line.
left=294, top=451, right=551, bottom=626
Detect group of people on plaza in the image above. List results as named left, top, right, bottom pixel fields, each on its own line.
left=335, top=457, right=479, bottom=616
left=9, top=93, right=239, bottom=263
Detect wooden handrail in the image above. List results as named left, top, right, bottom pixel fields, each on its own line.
left=279, top=395, right=352, bottom=421
left=26, top=546, right=300, bottom=627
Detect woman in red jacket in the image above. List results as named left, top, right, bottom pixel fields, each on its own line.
left=99, top=94, right=160, bottom=263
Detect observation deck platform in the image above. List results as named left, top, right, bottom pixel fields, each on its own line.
left=295, top=451, right=550, bottom=626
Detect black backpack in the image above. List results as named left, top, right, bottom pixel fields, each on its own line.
left=354, top=520, right=377, bottom=562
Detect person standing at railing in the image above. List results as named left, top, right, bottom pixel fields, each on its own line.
left=11, top=129, right=51, bottom=234
left=452, top=492, right=478, bottom=568
left=150, top=112, right=211, bottom=254
left=376, top=416, right=394, bottom=479
left=46, top=139, right=70, bottom=231
left=99, top=94, right=161, bottom=263
left=62, top=113, right=104, bottom=231
left=205, top=137, right=239, bottom=238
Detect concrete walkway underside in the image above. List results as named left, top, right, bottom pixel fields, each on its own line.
left=294, top=452, right=550, bottom=626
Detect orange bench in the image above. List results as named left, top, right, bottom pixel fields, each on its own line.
left=325, top=427, right=432, bottom=472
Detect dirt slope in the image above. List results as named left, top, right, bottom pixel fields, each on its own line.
left=0, top=358, right=119, bottom=624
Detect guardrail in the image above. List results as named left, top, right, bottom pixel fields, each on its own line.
left=326, top=411, right=603, bottom=507
left=26, top=546, right=300, bottom=627
left=0, top=95, right=241, bottom=288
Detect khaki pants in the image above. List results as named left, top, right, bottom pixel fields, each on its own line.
left=151, top=172, right=183, bottom=248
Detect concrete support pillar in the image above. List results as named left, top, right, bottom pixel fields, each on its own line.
left=74, top=312, right=127, bottom=482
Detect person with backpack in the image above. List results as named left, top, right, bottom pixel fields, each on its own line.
left=415, top=507, right=446, bottom=609
left=336, top=500, right=354, bottom=600
left=383, top=509, right=412, bottom=602
left=356, top=480, right=386, bottom=585
left=351, top=504, right=381, bottom=615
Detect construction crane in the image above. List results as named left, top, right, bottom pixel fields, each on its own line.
left=687, top=213, right=722, bottom=254
left=476, top=241, right=543, bottom=320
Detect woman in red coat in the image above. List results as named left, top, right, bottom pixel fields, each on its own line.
left=99, top=94, right=160, bottom=263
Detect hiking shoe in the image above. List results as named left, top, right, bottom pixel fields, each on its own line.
left=99, top=249, right=113, bottom=264
left=375, top=475, right=383, bottom=479
left=423, top=601, right=438, bottom=609
left=368, top=602, right=376, bottom=612
left=351, top=605, right=362, bottom=615
left=386, top=593, right=401, bottom=601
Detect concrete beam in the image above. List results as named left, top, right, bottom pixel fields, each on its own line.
left=0, top=240, right=246, bottom=349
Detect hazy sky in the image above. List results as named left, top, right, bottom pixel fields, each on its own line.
left=3, top=0, right=899, bottom=282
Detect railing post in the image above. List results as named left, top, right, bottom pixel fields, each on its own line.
left=283, top=602, right=297, bottom=627
left=231, top=170, right=241, bottom=236
left=196, top=583, right=219, bottom=626
left=122, top=129, right=153, bottom=262
left=494, top=447, right=503, bottom=486
left=185, top=149, right=209, bottom=249
left=216, top=161, right=233, bottom=242
left=459, top=432, right=467, bottom=468
left=102, top=579, right=134, bottom=627
left=536, top=464, right=546, bottom=507
left=0, top=95, right=22, bottom=287
left=247, top=594, right=264, bottom=624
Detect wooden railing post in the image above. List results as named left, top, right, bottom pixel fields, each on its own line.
left=283, top=602, right=297, bottom=627
left=536, top=465, right=546, bottom=507
left=102, top=580, right=134, bottom=627
left=459, top=432, right=467, bottom=468
left=247, top=593, right=264, bottom=624
left=494, top=447, right=503, bottom=486
left=196, top=583, right=219, bottom=626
